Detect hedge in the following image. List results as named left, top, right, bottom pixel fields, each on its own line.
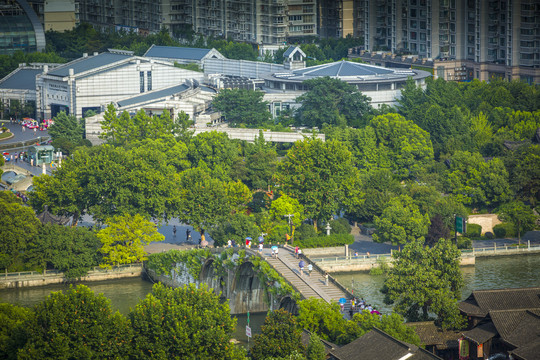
left=457, top=237, right=472, bottom=249
left=295, top=233, right=354, bottom=248
left=465, top=223, right=482, bottom=238
left=493, top=223, right=516, bottom=238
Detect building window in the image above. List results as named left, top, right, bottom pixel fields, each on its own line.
left=147, top=71, right=152, bottom=91
left=140, top=71, right=145, bottom=93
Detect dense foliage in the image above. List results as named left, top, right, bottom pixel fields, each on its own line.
left=296, top=298, right=420, bottom=346
left=1, top=284, right=245, bottom=359
left=382, top=238, right=465, bottom=329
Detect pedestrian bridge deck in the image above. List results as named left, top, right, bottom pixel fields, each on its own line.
left=261, top=246, right=351, bottom=305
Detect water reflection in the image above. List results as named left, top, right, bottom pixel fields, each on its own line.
left=333, top=254, right=540, bottom=314
left=0, top=278, right=154, bottom=314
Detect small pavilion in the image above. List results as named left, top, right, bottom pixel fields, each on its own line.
left=27, top=145, right=54, bottom=165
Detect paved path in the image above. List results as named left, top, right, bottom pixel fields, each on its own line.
left=261, top=246, right=352, bottom=308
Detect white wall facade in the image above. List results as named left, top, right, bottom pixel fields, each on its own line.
left=37, top=58, right=205, bottom=119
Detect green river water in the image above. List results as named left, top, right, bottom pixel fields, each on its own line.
left=1, top=254, right=538, bottom=343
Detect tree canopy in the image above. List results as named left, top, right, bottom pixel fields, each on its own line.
left=129, top=283, right=245, bottom=359
left=97, top=213, right=164, bottom=267
left=275, top=138, right=358, bottom=229
left=251, top=309, right=305, bottom=360
left=382, top=238, right=465, bottom=329
left=212, top=89, right=271, bottom=127
left=295, top=77, right=372, bottom=128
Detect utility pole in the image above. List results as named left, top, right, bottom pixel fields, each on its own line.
left=284, top=214, right=294, bottom=245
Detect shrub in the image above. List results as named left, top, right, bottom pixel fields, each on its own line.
left=329, top=218, right=352, bottom=235
left=484, top=231, right=494, bottom=239
left=295, top=233, right=354, bottom=248
left=465, top=223, right=482, bottom=238
left=493, top=223, right=516, bottom=238
left=457, top=237, right=472, bottom=249
left=295, top=223, right=318, bottom=241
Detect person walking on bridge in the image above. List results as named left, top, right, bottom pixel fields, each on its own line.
left=307, top=263, right=313, bottom=277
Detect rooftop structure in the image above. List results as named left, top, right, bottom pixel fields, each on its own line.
left=143, top=45, right=224, bottom=65
left=36, top=49, right=205, bottom=119
left=459, top=287, right=540, bottom=360
left=328, top=328, right=442, bottom=360
left=261, top=59, right=430, bottom=116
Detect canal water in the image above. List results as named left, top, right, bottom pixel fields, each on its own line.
left=1, top=254, right=538, bottom=342
left=333, top=253, right=540, bottom=314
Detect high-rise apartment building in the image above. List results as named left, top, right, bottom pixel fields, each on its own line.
left=351, top=0, right=539, bottom=83
left=76, top=0, right=323, bottom=44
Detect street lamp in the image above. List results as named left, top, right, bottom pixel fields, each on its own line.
left=283, top=214, right=294, bottom=245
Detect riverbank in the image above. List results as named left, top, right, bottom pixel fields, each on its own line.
left=0, top=264, right=143, bottom=289
left=308, top=242, right=540, bottom=273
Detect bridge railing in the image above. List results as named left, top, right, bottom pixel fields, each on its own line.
left=309, top=242, right=540, bottom=264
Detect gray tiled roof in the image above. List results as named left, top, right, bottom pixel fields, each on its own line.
left=294, top=61, right=395, bottom=78
left=117, top=84, right=190, bottom=108
left=329, top=328, right=441, bottom=360
left=462, top=322, right=498, bottom=344
left=460, top=287, right=540, bottom=316
left=144, top=45, right=212, bottom=60
left=0, top=68, right=42, bottom=90
left=47, top=53, right=132, bottom=77
left=489, top=309, right=540, bottom=347
left=283, top=46, right=296, bottom=58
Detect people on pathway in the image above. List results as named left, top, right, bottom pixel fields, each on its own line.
left=186, top=229, right=191, bottom=242
left=307, top=263, right=313, bottom=277
left=299, top=261, right=304, bottom=276
left=173, top=225, right=177, bottom=237
left=227, top=239, right=232, bottom=248
left=258, top=242, right=263, bottom=253
left=298, top=248, right=302, bottom=257
left=295, top=246, right=299, bottom=258
left=324, top=272, right=329, bottom=286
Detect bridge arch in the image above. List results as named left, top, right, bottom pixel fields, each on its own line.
left=232, top=261, right=262, bottom=293
left=199, top=258, right=225, bottom=297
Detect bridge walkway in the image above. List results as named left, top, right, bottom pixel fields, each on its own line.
left=261, top=246, right=352, bottom=308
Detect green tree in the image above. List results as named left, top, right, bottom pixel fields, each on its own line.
left=31, top=145, right=181, bottom=224
left=382, top=238, right=465, bottom=329
left=369, top=113, right=434, bottom=179
left=243, top=131, right=278, bottom=190
left=212, top=89, right=271, bottom=127
left=341, top=311, right=421, bottom=345
left=373, top=195, right=430, bottom=248
left=19, top=285, right=132, bottom=359
left=25, top=224, right=101, bottom=278
left=306, top=333, right=325, bottom=360
left=0, top=303, right=32, bottom=360
left=178, top=167, right=251, bottom=244
left=187, top=131, right=239, bottom=176
left=297, top=298, right=345, bottom=344
left=251, top=309, right=305, bottom=360
left=47, top=111, right=84, bottom=143
left=445, top=151, right=511, bottom=209
left=505, top=144, right=540, bottom=206
left=498, top=201, right=537, bottom=243
left=269, top=194, right=305, bottom=239
left=97, top=213, right=164, bottom=268
left=100, top=104, right=182, bottom=145
left=0, top=192, right=41, bottom=271
left=295, top=77, right=372, bottom=128
left=129, top=283, right=245, bottom=359
left=209, top=213, right=259, bottom=247
left=275, top=138, right=356, bottom=230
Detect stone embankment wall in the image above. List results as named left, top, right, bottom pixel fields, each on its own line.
left=0, top=264, right=143, bottom=289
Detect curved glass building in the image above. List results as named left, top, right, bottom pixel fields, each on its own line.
left=0, top=0, right=46, bottom=55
